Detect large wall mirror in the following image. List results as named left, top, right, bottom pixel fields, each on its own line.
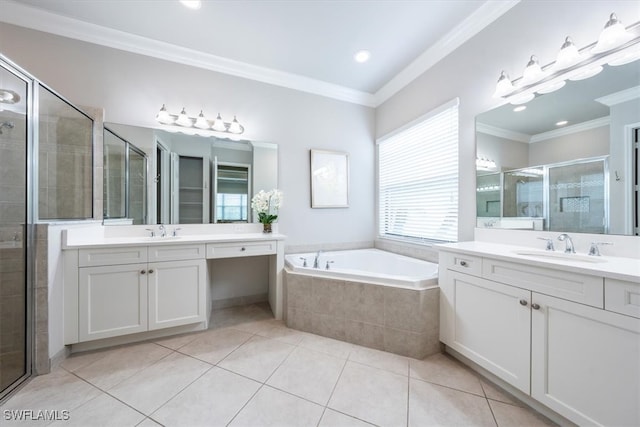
left=103, top=123, right=278, bottom=225
left=476, top=59, right=639, bottom=236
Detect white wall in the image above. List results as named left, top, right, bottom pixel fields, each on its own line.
left=609, top=99, right=640, bottom=235
left=375, top=0, right=640, bottom=242
left=528, top=125, right=609, bottom=166
left=476, top=132, right=529, bottom=171
left=0, top=22, right=376, bottom=248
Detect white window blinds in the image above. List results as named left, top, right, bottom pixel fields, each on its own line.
left=377, top=98, right=459, bottom=243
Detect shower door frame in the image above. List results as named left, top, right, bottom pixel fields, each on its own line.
left=0, top=55, right=35, bottom=402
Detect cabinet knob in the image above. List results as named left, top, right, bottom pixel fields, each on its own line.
left=241, top=247, right=246, bottom=251
left=460, top=261, right=468, bottom=267
left=532, top=303, right=541, bottom=310
left=148, top=269, right=154, bottom=274
left=140, top=270, right=146, bottom=275
left=519, top=299, right=528, bottom=306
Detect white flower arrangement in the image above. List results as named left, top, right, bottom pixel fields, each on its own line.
left=251, top=189, right=283, bottom=225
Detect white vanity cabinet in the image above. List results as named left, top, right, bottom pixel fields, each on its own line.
left=530, top=292, right=640, bottom=426
left=439, top=247, right=640, bottom=426
left=79, top=262, right=149, bottom=341
left=72, top=244, right=207, bottom=343
left=443, top=270, right=531, bottom=393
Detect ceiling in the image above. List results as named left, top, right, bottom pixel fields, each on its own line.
left=1, top=0, right=518, bottom=106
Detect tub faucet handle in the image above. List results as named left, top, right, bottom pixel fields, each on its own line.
left=172, top=227, right=182, bottom=237
left=325, top=260, right=334, bottom=270
left=299, top=257, right=308, bottom=267
left=145, top=228, right=155, bottom=238
left=537, top=237, right=555, bottom=251
left=588, top=241, right=612, bottom=256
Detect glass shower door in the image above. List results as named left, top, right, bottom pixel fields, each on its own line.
left=0, top=62, right=30, bottom=399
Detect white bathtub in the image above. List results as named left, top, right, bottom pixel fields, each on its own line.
left=284, top=248, right=438, bottom=290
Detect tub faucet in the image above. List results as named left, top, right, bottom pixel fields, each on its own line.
left=313, top=250, right=323, bottom=268
left=557, top=233, right=575, bottom=254
left=158, top=224, right=166, bottom=237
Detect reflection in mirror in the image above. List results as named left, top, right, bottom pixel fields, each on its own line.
left=103, top=123, right=278, bottom=225
left=476, top=59, right=639, bottom=236
left=103, top=128, right=148, bottom=224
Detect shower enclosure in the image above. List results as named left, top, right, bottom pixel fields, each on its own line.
left=0, top=59, right=31, bottom=400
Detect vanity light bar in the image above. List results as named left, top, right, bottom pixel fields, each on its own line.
left=155, top=105, right=245, bottom=135
left=493, top=12, right=640, bottom=104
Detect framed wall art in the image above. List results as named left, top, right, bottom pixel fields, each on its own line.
left=310, top=149, right=349, bottom=208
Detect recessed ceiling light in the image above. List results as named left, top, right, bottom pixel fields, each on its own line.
left=354, top=50, right=371, bottom=63
left=556, top=120, right=568, bottom=126
left=179, top=0, right=201, bottom=10
left=0, top=89, right=20, bottom=104
left=513, top=106, right=527, bottom=112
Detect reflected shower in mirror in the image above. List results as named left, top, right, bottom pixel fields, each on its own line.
left=103, top=123, right=278, bottom=225
left=476, top=59, right=639, bottom=236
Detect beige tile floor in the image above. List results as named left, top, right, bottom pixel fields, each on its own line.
left=2, top=303, right=557, bottom=427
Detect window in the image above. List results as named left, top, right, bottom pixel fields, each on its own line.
left=377, top=98, right=459, bottom=243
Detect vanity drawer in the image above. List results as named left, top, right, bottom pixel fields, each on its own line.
left=206, top=241, right=276, bottom=259
left=483, top=259, right=603, bottom=308
left=79, top=246, right=148, bottom=267
left=605, top=278, right=640, bottom=319
left=148, top=244, right=206, bottom=262
left=442, top=252, right=483, bottom=277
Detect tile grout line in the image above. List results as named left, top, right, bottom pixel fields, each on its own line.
left=479, top=379, right=500, bottom=427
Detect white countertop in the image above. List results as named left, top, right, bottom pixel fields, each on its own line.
left=61, top=223, right=286, bottom=249
left=63, top=233, right=286, bottom=249
left=437, top=241, right=640, bottom=283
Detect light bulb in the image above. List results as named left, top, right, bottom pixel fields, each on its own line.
left=553, top=37, right=584, bottom=70
left=176, top=107, right=193, bottom=127
left=228, top=116, right=244, bottom=134
left=592, top=13, right=633, bottom=54
left=521, top=55, right=545, bottom=85
left=211, top=113, right=227, bottom=132
left=493, top=71, right=515, bottom=98
left=194, top=110, right=210, bottom=129
left=155, top=104, right=174, bottom=124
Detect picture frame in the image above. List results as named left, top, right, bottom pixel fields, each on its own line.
left=310, top=149, right=349, bottom=208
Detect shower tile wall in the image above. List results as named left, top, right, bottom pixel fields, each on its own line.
left=38, top=116, right=93, bottom=219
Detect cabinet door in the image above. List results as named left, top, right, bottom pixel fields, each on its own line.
left=79, top=263, right=148, bottom=341
left=148, top=259, right=207, bottom=330
left=532, top=293, right=640, bottom=426
left=446, top=271, right=531, bottom=393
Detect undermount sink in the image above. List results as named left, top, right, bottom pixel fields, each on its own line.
left=513, top=250, right=608, bottom=264
left=140, top=236, right=183, bottom=242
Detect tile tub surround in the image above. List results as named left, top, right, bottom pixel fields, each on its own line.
left=285, top=271, right=440, bottom=359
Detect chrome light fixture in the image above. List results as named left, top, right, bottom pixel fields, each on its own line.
left=492, top=71, right=515, bottom=98
left=592, top=13, right=633, bottom=54
left=521, top=55, right=545, bottom=85
left=553, top=37, right=584, bottom=71
left=492, top=12, right=640, bottom=105
left=155, top=105, right=245, bottom=135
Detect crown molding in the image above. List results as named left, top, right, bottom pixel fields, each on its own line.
left=0, top=1, right=377, bottom=107
left=595, top=85, right=640, bottom=106
left=0, top=0, right=518, bottom=108
left=373, top=0, right=520, bottom=106
left=476, top=122, right=531, bottom=143
left=529, top=116, right=610, bottom=143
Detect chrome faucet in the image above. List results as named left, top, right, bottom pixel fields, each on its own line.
left=557, top=233, right=575, bottom=254
left=158, top=224, right=166, bottom=238
left=313, top=250, right=323, bottom=268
